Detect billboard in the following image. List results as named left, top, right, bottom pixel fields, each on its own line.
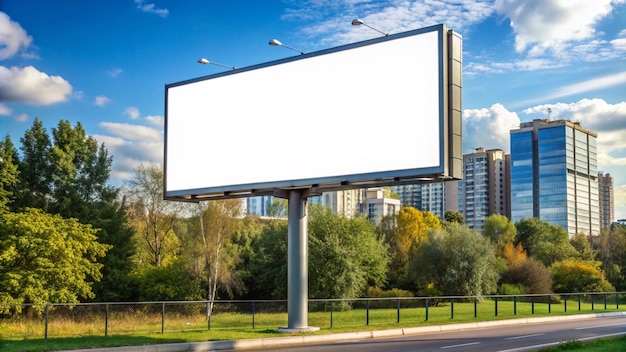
left=164, top=24, right=462, bottom=201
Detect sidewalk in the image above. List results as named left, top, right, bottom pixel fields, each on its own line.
left=64, top=312, right=626, bottom=352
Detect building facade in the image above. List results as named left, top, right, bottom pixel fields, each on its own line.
left=510, top=119, right=600, bottom=237
left=360, top=188, right=401, bottom=225
left=392, top=182, right=457, bottom=219
left=598, top=172, right=614, bottom=229
left=458, top=148, right=510, bottom=230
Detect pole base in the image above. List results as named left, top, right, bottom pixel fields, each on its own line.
left=277, top=326, right=320, bottom=333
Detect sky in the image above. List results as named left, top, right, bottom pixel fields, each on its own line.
left=0, top=0, right=625, bottom=219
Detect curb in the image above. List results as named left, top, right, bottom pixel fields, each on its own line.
left=63, top=312, right=626, bottom=352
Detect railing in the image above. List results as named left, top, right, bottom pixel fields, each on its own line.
left=1, top=292, right=624, bottom=339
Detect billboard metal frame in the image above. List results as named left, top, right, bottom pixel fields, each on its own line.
left=164, top=23, right=462, bottom=202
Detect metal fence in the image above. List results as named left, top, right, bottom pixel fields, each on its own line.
left=1, top=292, right=625, bottom=339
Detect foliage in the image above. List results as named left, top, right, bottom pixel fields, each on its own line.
left=570, top=233, right=596, bottom=261
left=483, top=214, right=516, bottom=256
left=444, top=210, right=464, bottom=224
left=502, top=257, right=552, bottom=294
left=551, top=259, right=614, bottom=293
left=183, top=200, right=244, bottom=305
left=135, top=259, right=203, bottom=301
left=308, top=205, right=389, bottom=300
left=0, top=208, right=110, bottom=312
left=387, top=207, right=441, bottom=288
left=0, top=135, right=19, bottom=211
left=501, top=243, right=527, bottom=267
left=244, top=220, right=288, bottom=299
left=126, top=164, right=185, bottom=267
left=365, top=287, right=413, bottom=298
left=592, top=226, right=626, bottom=290
left=515, top=217, right=578, bottom=267
left=266, top=198, right=287, bottom=217
left=499, top=283, right=525, bottom=295
left=409, top=224, right=499, bottom=297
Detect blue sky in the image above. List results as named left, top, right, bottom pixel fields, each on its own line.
left=1, top=0, right=625, bottom=219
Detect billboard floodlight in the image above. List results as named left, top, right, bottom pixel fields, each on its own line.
left=268, top=39, right=305, bottom=55
left=351, top=18, right=388, bottom=36
left=196, top=58, right=236, bottom=70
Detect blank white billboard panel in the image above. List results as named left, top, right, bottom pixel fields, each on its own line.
left=165, top=24, right=452, bottom=200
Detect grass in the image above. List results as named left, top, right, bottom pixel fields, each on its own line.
left=0, top=298, right=624, bottom=352
left=541, top=335, right=626, bottom=351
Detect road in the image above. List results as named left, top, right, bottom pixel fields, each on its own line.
left=238, top=316, right=626, bottom=352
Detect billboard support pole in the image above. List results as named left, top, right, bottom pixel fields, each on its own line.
left=278, top=189, right=320, bottom=332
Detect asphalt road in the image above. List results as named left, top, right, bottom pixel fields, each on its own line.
left=238, top=315, right=626, bottom=352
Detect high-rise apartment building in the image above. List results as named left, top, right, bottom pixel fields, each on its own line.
left=598, top=172, right=614, bottom=229
left=359, top=188, right=401, bottom=225
left=510, top=119, right=599, bottom=237
left=392, top=182, right=457, bottom=219
left=458, top=148, right=510, bottom=230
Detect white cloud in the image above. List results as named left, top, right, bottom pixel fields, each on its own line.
left=284, top=0, right=494, bottom=46
left=93, top=126, right=163, bottom=186
left=0, top=66, right=72, bottom=105
left=616, top=185, right=626, bottom=208
left=94, top=95, right=111, bottom=107
left=462, top=103, right=521, bottom=153
left=107, top=68, right=123, bottom=78
left=0, top=12, right=33, bottom=59
left=144, top=115, right=164, bottom=127
left=134, top=0, right=169, bottom=18
left=15, top=113, right=28, bottom=122
left=123, top=107, right=140, bottom=119
left=522, top=98, right=626, bottom=132
left=494, top=0, right=621, bottom=55
left=0, top=103, right=12, bottom=115
left=99, top=122, right=161, bottom=143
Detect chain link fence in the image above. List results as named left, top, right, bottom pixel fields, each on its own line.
left=1, top=293, right=624, bottom=339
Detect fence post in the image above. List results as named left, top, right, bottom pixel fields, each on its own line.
left=474, top=297, right=477, bottom=318
left=604, top=294, right=607, bottom=310
left=451, top=299, right=454, bottom=319
left=366, top=300, right=370, bottom=326
left=592, top=294, right=595, bottom=310
left=105, top=304, right=109, bottom=337
left=397, top=299, right=400, bottom=323
left=548, top=295, right=551, bottom=313
left=44, top=304, right=49, bottom=339
left=206, top=302, right=211, bottom=331
left=564, top=296, right=567, bottom=313
left=617, top=293, right=619, bottom=310
left=252, top=301, right=255, bottom=329
left=494, top=297, right=498, bottom=317
left=578, top=294, right=581, bottom=311
left=531, top=296, right=535, bottom=314
left=330, top=301, right=333, bottom=328
left=161, top=302, right=165, bottom=334
left=425, top=298, right=429, bottom=321
left=514, top=296, right=517, bottom=315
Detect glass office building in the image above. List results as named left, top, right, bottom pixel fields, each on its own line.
left=510, top=119, right=599, bottom=237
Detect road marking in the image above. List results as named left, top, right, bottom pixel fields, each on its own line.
left=441, top=342, right=481, bottom=349
left=506, top=333, right=545, bottom=340
left=576, top=322, right=626, bottom=330
left=578, top=332, right=626, bottom=340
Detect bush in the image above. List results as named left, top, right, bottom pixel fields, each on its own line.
left=499, top=283, right=525, bottom=295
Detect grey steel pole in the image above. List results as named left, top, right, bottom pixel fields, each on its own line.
left=287, top=189, right=308, bottom=329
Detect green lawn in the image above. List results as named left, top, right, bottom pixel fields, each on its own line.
left=0, top=299, right=624, bottom=352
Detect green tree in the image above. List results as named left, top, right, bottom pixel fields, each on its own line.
left=308, top=205, right=389, bottom=300
left=0, top=135, right=19, bottom=211
left=503, top=257, right=552, bottom=294
left=183, top=200, right=243, bottom=312
left=126, top=164, right=185, bottom=267
left=593, top=226, right=626, bottom=290
left=444, top=210, right=464, bottom=224
left=245, top=220, right=288, bottom=299
left=135, top=259, right=203, bottom=301
left=483, top=214, right=516, bottom=255
left=387, top=207, right=441, bottom=287
left=515, top=218, right=578, bottom=266
left=13, top=118, right=53, bottom=211
left=570, top=233, right=596, bottom=261
left=0, top=208, right=110, bottom=312
left=410, top=224, right=499, bottom=297
left=266, top=197, right=287, bottom=217
left=551, top=259, right=614, bottom=293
